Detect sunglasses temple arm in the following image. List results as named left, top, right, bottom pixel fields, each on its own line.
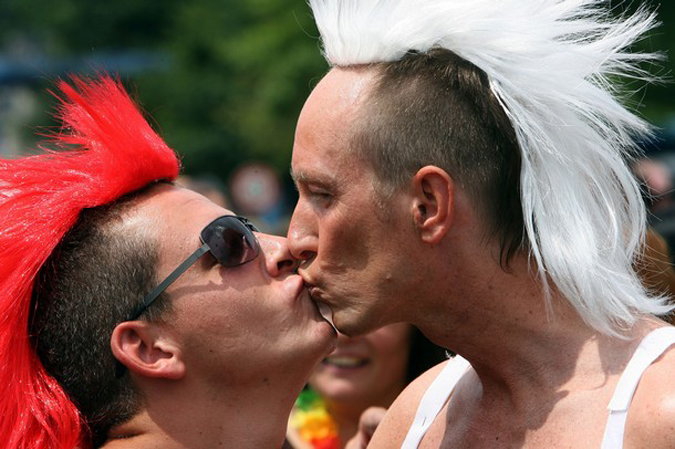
left=127, top=243, right=211, bottom=321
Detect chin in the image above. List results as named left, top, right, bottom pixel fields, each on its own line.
left=330, top=313, right=356, bottom=336
left=323, top=329, right=339, bottom=355
left=334, top=315, right=378, bottom=338
left=308, top=322, right=339, bottom=358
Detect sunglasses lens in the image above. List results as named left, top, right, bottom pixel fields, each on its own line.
left=201, top=217, right=259, bottom=267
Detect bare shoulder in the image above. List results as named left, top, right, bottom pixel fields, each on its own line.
left=625, top=342, right=675, bottom=448
left=368, top=360, right=449, bottom=448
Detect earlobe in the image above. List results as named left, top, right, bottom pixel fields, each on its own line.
left=111, top=321, right=185, bottom=380
left=411, top=166, right=454, bottom=245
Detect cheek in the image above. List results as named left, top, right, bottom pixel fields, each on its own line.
left=319, top=216, right=372, bottom=269
left=178, top=284, right=269, bottom=337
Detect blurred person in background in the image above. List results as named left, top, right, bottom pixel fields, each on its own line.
left=631, top=153, right=675, bottom=324
left=286, top=325, right=447, bottom=448
left=635, top=228, right=675, bottom=322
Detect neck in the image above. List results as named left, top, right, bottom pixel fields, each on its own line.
left=414, top=245, right=664, bottom=412
left=103, top=376, right=304, bottom=448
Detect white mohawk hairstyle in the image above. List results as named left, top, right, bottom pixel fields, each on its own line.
left=309, top=0, right=675, bottom=336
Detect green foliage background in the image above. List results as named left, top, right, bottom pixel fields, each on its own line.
left=0, top=0, right=326, bottom=184
left=1, top=0, right=675, bottom=182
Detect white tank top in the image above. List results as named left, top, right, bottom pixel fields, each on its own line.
left=402, top=327, right=675, bottom=449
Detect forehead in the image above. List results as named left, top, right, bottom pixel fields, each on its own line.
left=123, top=184, right=232, bottom=263
left=291, top=67, right=378, bottom=181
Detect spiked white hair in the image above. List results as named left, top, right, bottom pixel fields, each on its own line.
left=308, top=0, right=674, bottom=336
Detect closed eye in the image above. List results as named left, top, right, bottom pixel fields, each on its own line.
left=310, top=191, right=332, bottom=199
left=307, top=190, right=333, bottom=206
left=294, top=176, right=336, bottom=207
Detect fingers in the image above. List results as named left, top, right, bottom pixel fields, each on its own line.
left=344, top=406, right=387, bottom=449
left=360, top=407, right=387, bottom=440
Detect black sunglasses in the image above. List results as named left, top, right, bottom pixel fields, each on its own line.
left=127, top=215, right=260, bottom=321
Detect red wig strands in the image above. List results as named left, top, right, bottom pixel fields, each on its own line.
left=0, top=75, right=180, bottom=448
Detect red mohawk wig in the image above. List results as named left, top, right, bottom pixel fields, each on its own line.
left=0, top=74, right=179, bottom=448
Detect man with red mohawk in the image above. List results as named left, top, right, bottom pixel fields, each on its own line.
left=0, top=75, right=336, bottom=448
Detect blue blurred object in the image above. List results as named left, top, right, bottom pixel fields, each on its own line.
left=0, top=50, right=171, bottom=85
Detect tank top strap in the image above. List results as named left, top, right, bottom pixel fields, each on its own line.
left=601, top=326, right=675, bottom=449
left=402, top=355, right=471, bottom=449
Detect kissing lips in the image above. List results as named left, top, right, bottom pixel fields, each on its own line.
left=307, top=287, right=337, bottom=332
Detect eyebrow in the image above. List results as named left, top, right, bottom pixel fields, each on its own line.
left=289, top=168, right=334, bottom=187
left=289, top=167, right=305, bottom=184
left=292, top=172, right=340, bottom=198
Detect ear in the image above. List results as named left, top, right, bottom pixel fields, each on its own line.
left=410, top=166, right=454, bottom=245
left=111, top=321, right=185, bottom=380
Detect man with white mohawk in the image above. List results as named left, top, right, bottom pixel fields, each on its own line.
left=288, top=0, right=675, bottom=447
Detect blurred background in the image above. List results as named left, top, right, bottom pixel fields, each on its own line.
left=2, top=0, right=675, bottom=238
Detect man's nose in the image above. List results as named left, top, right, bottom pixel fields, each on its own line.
left=257, top=233, right=300, bottom=277
left=287, top=204, right=318, bottom=264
